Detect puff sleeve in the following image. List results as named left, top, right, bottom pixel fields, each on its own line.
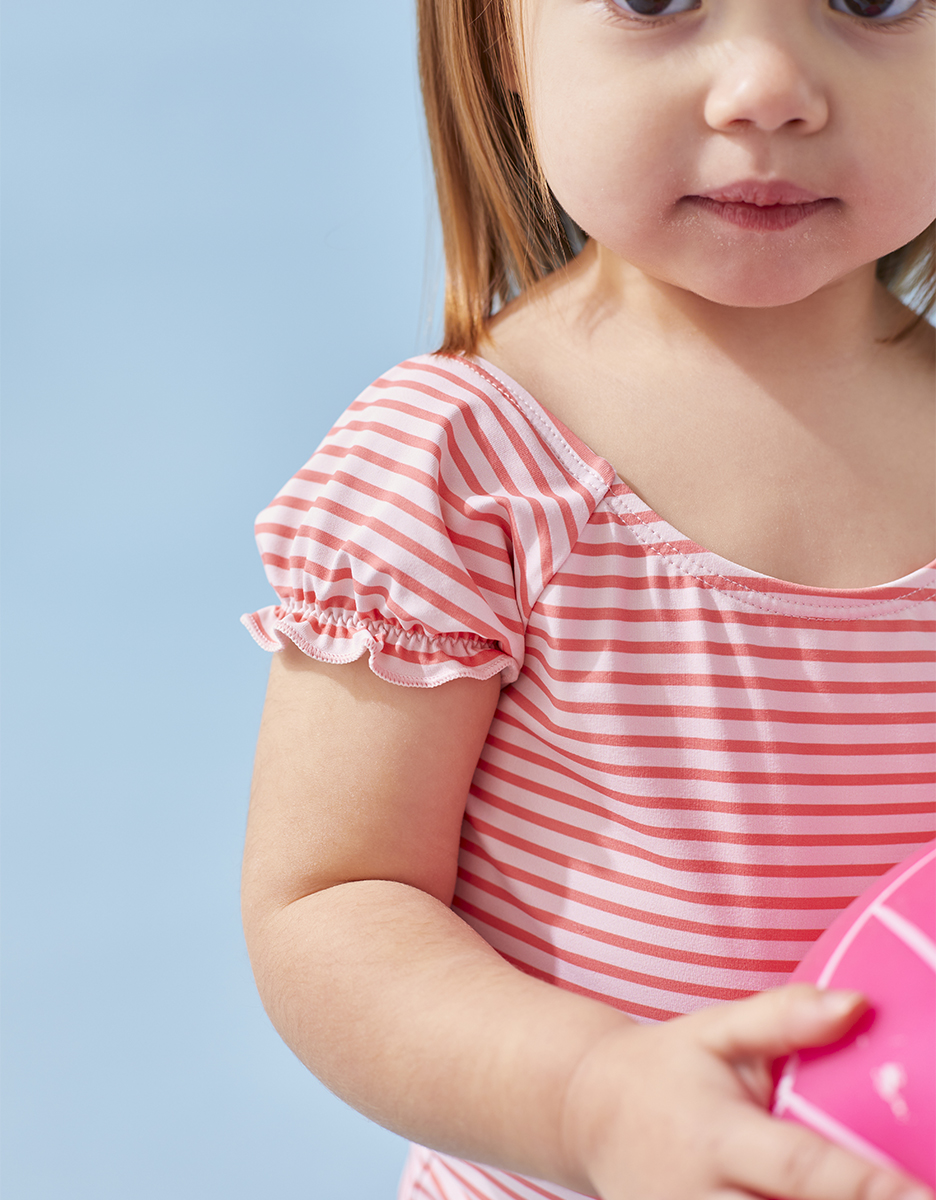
left=241, top=356, right=610, bottom=688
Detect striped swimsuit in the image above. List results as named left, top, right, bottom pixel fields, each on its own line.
left=243, top=353, right=936, bottom=1200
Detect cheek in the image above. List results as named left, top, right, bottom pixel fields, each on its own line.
left=531, top=78, right=684, bottom=237
left=843, top=92, right=936, bottom=252
left=524, top=23, right=686, bottom=235
left=525, top=32, right=935, bottom=303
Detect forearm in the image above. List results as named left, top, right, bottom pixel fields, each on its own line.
left=244, top=878, right=635, bottom=1192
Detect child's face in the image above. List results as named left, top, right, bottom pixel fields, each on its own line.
left=516, top=0, right=935, bottom=309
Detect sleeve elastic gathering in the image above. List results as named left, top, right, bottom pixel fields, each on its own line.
left=241, top=356, right=608, bottom=688
left=241, top=363, right=518, bottom=686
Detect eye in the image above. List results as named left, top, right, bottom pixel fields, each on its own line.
left=610, top=0, right=699, bottom=15
left=828, top=0, right=920, bottom=18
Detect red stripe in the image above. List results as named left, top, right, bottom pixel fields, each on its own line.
left=488, top=726, right=934, bottom=817
left=309, top=434, right=517, bottom=557
left=429, top=1160, right=504, bottom=1200
left=461, top=869, right=800, bottom=973
left=466, top=803, right=916, bottom=880
left=301, top=456, right=513, bottom=570
left=455, top=896, right=762, bottom=1001
left=461, top=839, right=828, bottom=941
left=478, top=776, right=935, bottom=849
left=534, top=595, right=936, bottom=635
left=417, top=360, right=584, bottom=551
left=462, top=816, right=875, bottom=907
left=508, top=666, right=934, bottom=726
left=494, top=709, right=933, bottom=761
left=363, top=386, right=560, bottom=616
left=266, top=548, right=510, bottom=639
left=301, top=496, right=502, bottom=593
left=487, top=710, right=931, bottom=796
left=524, top=623, right=936, bottom=666
left=552, top=560, right=936, bottom=606
left=518, top=643, right=935, bottom=695
left=439, top=1156, right=547, bottom=1200
left=275, top=523, right=516, bottom=641
left=490, top=949, right=682, bottom=1021
left=328, top=388, right=541, bottom=621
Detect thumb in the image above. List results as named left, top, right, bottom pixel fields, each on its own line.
left=692, top=983, right=869, bottom=1061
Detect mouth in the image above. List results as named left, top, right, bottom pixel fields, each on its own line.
left=683, top=182, right=838, bottom=233
left=685, top=197, right=837, bottom=232
left=697, top=180, right=829, bottom=206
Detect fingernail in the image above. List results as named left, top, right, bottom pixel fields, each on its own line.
left=817, top=990, right=864, bottom=1018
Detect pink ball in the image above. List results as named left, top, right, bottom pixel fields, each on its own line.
left=772, top=842, right=936, bottom=1186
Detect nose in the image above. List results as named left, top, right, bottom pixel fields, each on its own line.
left=704, top=36, right=830, bottom=135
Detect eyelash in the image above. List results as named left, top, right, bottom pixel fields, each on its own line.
left=601, top=0, right=935, bottom=32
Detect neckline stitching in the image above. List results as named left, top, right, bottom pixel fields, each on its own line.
left=454, top=356, right=611, bottom=496
left=607, top=490, right=931, bottom=618
left=447, top=354, right=934, bottom=613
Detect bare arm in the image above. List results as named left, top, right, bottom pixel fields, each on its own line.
left=242, top=643, right=630, bottom=1187
left=242, top=643, right=932, bottom=1200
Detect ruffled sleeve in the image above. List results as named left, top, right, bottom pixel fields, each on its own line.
left=241, top=355, right=610, bottom=687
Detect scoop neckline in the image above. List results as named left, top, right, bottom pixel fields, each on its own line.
left=462, top=353, right=936, bottom=604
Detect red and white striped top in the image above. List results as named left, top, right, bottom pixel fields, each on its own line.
left=243, top=354, right=936, bottom=1200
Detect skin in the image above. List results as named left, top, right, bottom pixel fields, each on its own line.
left=243, top=4, right=936, bottom=1199
left=520, top=0, right=935, bottom=311
left=486, top=0, right=936, bottom=588
left=245, top=648, right=934, bottom=1200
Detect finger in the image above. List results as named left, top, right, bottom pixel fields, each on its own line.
left=692, top=984, right=869, bottom=1061
left=721, top=1106, right=933, bottom=1200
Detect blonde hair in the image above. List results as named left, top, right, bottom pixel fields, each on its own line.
left=417, top=0, right=935, bottom=355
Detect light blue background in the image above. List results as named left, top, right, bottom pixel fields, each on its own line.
left=3, top=2, right=437, bottom=1195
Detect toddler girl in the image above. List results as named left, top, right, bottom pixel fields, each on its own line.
left=241, top=1, right=936, bottom=1197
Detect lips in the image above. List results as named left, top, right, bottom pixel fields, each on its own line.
left=683, top=179, right=838, bottom=231
left=695, top=180, right=829, bottom=206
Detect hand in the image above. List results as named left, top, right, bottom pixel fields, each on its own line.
left=561, top=984, right=934, bottom=1200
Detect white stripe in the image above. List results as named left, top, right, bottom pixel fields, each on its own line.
left=779, top=1090, right=904, bottom=1173
left=873, top=903, right=936, bottom=971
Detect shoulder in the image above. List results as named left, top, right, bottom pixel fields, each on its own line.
left=337, top=354, right=521, bottom=451
left=340, top=352, right=546, bottom=449
left=337, top=353, right=613, bottom=505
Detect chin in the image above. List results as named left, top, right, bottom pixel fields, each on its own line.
left=686, top=275, right=833, bottom=309
left=593, top=226, right=858, bottom=311
left=664, top=258, right=851, bottom=310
